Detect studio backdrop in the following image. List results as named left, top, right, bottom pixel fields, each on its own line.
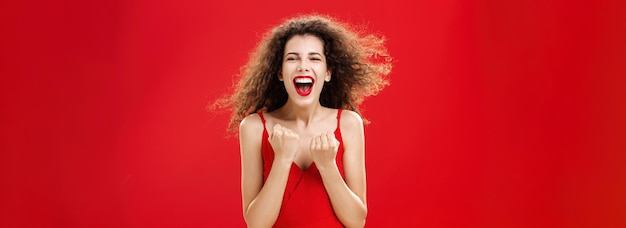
left=1, top=0, right=625, bottom=227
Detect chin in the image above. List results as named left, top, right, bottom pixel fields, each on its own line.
left=287, top=96, right=317, bottom=107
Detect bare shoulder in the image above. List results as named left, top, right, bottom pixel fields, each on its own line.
left=340, top=109, right=363, bottom=128
left=239, top=113, right=264, bottom=144
left=339, top=110, right=364, bottom=132
left=239, top=113, right=264, bottom=133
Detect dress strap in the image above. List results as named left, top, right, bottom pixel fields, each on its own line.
left=336, top=109, right=342, bottom=129
left=258, top=111, right=266, bottom=125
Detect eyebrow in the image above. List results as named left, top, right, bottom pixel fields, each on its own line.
left=284, top=52, right=324, bottom=57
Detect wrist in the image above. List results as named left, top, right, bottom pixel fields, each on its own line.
left=315, top=160, right=337, bottom=171
left=272, top=157, right=293, bottom=167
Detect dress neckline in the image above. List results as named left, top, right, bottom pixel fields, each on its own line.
left=258, top=109, right=343, bottom=173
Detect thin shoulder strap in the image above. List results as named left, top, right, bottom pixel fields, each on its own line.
left=336, top=109, right=342, bottom=129
left=258, top=111, right=266, bottom=125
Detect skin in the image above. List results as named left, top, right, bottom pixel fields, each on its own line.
left=239, top=35, right=368, bottom=228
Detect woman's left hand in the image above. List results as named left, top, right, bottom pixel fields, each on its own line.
left=310, top=131, right=340, bottom=169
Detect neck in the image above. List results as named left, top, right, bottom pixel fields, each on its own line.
left=276, top=100, right=323, bottom=128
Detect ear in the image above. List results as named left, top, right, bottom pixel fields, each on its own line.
left=278, top=70, right=284, bottom=81
left=325, top=69, right=332, bottom=82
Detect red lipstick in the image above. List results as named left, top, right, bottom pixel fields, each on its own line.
left=293, top=76, right=314, bottom=96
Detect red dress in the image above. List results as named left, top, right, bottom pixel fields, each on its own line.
left=258, top=109, right=345, bottom=228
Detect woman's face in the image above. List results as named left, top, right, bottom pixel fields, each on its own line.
left=280, top=34, right=331, bottom=106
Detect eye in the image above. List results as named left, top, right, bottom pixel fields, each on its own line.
left=285, top=56, right=297, bottom=61
left=310, top=57, right=322, bottom=61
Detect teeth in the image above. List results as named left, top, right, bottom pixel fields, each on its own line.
left=294, top=78, right=313, bottom=83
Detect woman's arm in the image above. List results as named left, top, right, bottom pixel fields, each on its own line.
left=240, top=115, right=297, bottom=228
left=313, top=110, right=368, bottom=228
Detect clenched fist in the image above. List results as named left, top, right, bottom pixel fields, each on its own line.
left=268, top=124, right=300, bottom=164
left=310, top=131, right=340, bottom=168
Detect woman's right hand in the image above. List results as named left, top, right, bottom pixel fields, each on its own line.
left=268, top=124, right=299, bottom=164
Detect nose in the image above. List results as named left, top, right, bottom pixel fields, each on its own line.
left=297, top=61, right=309, bottom=72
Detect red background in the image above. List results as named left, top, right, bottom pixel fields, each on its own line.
left=1, top=0, right=625, bottom=227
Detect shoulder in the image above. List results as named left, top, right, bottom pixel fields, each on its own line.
left=339, top=109, right=364, bottom=134
left=338, top=110, right=365, bottom=157
left=339, top=110, right=364, bottom=127
left=239, top=113, right=264, bottom=138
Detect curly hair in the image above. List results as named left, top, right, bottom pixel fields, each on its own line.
left=211, top=13, right=393, bottom=135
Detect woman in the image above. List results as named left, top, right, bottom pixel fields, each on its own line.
left=214, top=14, right=392, bottom=227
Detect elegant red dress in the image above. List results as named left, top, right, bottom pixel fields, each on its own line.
left=258, top=109, right=345, bottom=228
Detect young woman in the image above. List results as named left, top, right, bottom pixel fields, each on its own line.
left=214, top=14, right=392, bottom=227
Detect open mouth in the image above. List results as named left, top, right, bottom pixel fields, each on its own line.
left=294, top=76, right=314, bottom=96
